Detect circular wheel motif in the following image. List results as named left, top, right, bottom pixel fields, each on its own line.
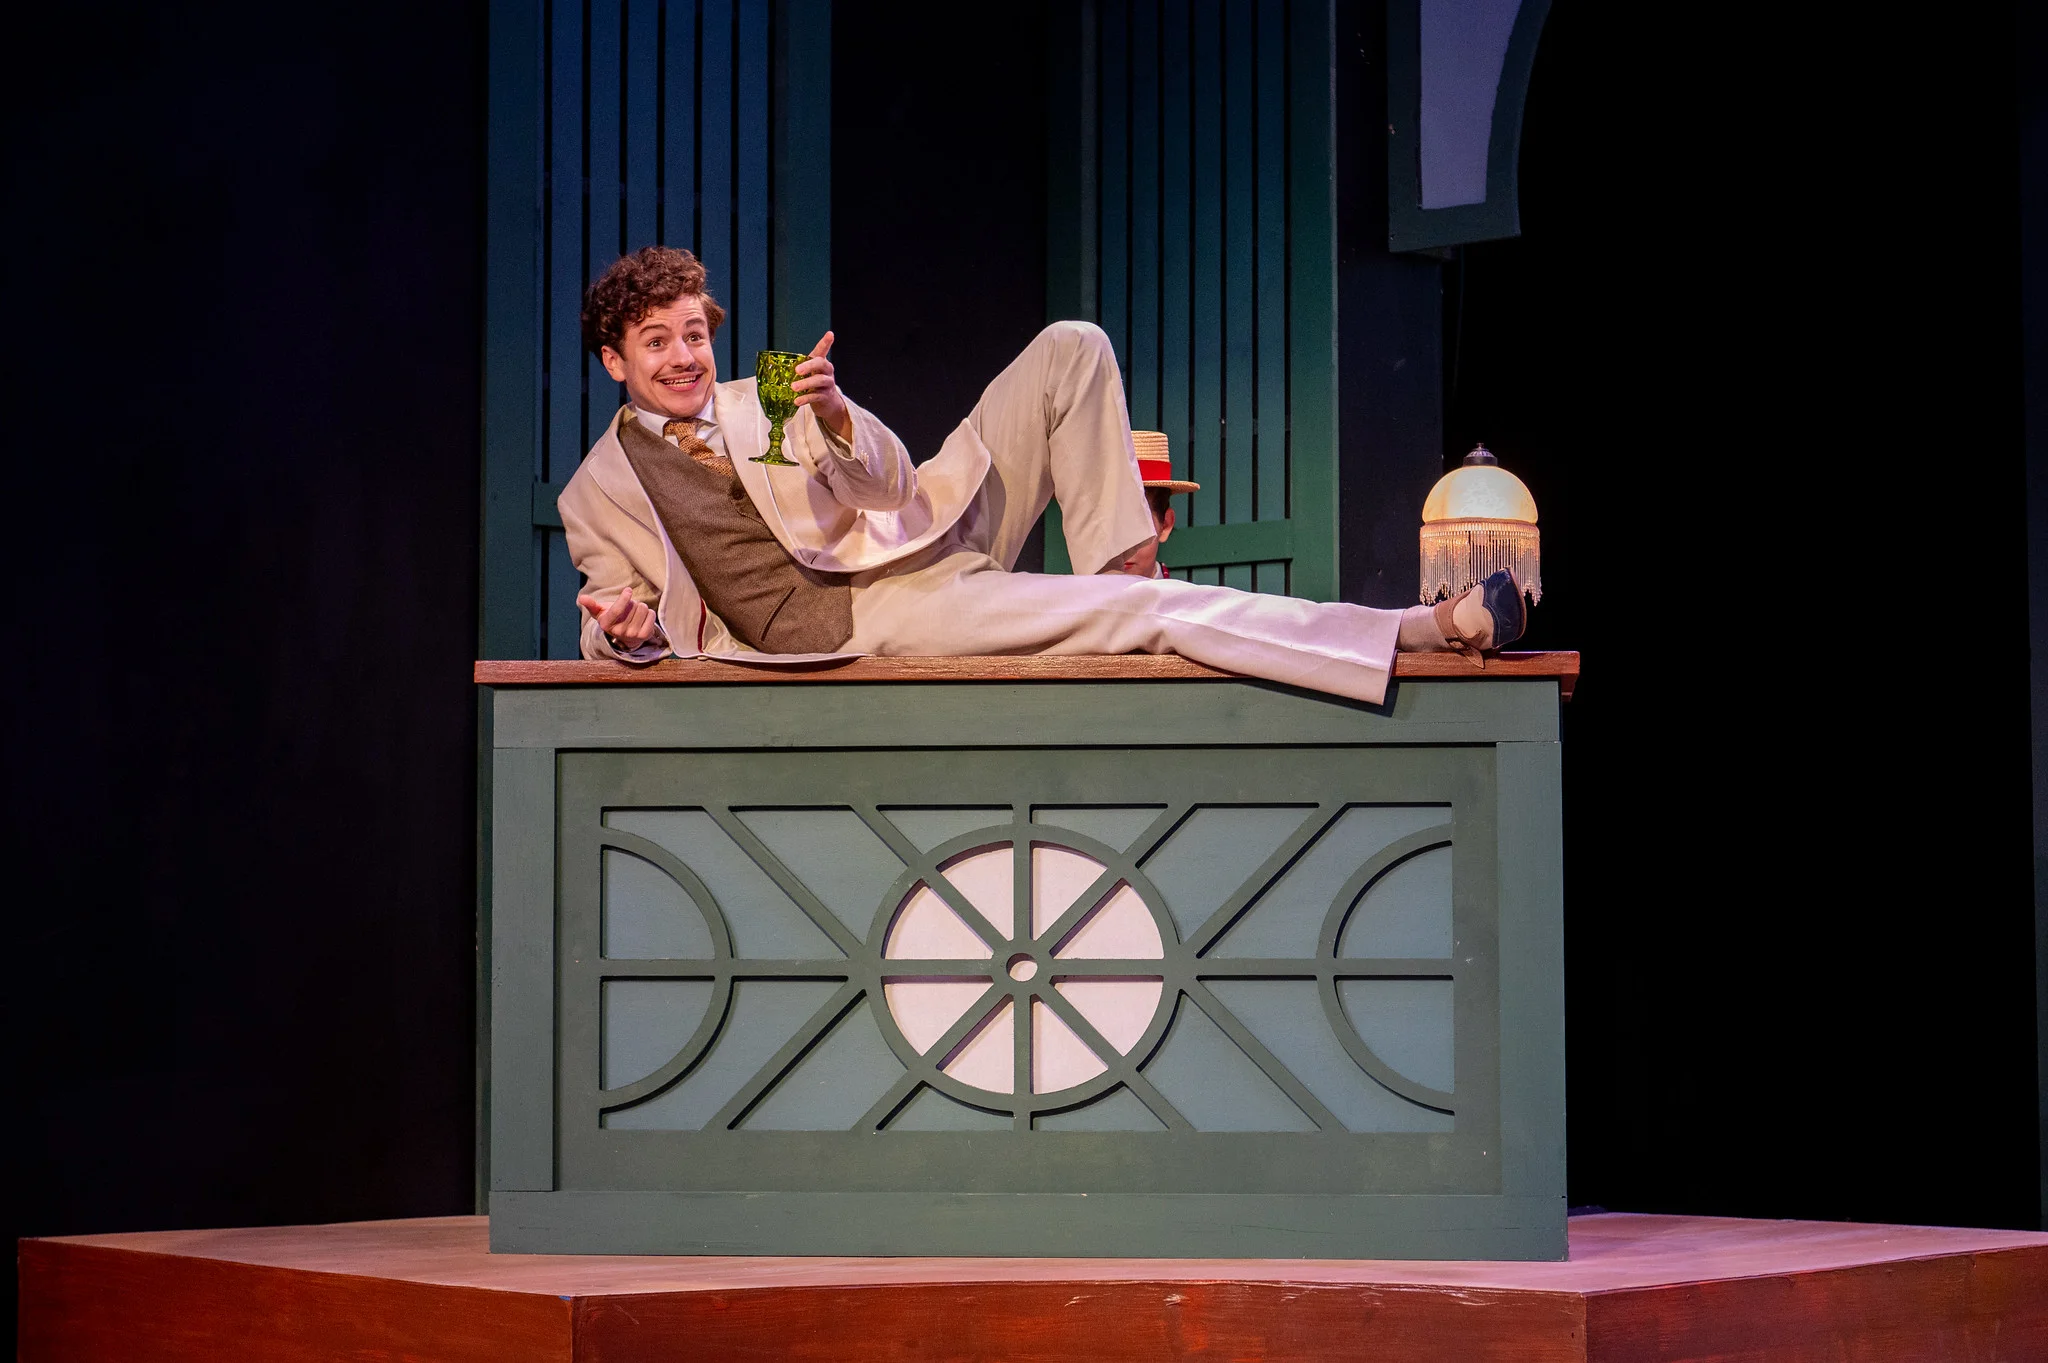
left=870, top=829, right=1174, bottom=1112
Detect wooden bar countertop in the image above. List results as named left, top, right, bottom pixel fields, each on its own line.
left=474, top=651, right=1579, bottom=700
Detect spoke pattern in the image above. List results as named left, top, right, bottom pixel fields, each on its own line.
left=586, top=806, right=1463, bottom=1133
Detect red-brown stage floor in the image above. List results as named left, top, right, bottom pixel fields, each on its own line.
left=18, top=1212, right=2048, bottom=1362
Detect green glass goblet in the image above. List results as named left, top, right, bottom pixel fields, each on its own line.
left=751, top=349, right=806, bottom=466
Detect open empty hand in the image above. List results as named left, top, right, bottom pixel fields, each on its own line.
left=576, top=586, right=659, bottom=648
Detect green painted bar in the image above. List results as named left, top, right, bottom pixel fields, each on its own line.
left=1129, top=1, right=1161, bottom=435
left=698, top=0, right=734, bottom=378
left=1254, top=0, right=1288, bottom=523
left=492, top=1191, right=1565, bottom=1258
left=734, top=0, right=769, bottom=359
left=1159, top=3, right=1192, bottom=533
left=662, top=0, right=698, bottom=249
left=484, top=669, right=1566, bottom=1258
left=1189, top=0, right=1222, bottom=528
left=1222, top=0, right=1256, bottom=528
left=481, top=0, right=544, bottom=663
left=1286, top=0, right=1340, bottom=600
left=1099, top=2, right=1130, bottom=368
left=771, top=0, right=832, bottom=351
left=584, top=0, right=625, bottom=452
left=545, top=0, right=585, bottom=487
left=624, top=0, right=659, bottom=251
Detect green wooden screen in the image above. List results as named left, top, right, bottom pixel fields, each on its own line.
left=482, top=0, right=831, bottom=661
left=1045, top=0, right=1339, bottom=600
left=487, top=675, right=1567, bottom=1257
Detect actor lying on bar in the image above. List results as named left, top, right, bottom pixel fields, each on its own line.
left=564, top=246, right=1521, bottom=705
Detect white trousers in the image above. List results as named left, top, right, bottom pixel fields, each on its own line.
left=847, top=323, right=1402, bottom=705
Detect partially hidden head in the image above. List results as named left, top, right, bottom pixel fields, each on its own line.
left=583, top=246, right=728, bottom=420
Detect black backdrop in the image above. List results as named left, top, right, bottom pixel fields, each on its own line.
left=2, top=1, right=2041, bottom=1324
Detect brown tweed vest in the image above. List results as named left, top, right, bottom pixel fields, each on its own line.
left=616, top=416, right=853, bottom=654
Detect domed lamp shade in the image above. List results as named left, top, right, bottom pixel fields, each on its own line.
left=1419, top=444, right=1542, bottom=604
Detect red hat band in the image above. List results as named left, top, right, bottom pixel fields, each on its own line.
left=1137, top=455, right=1174, bottom=484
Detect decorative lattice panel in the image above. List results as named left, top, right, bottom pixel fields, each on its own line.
left=553, top=747, right=1501, bottom=1196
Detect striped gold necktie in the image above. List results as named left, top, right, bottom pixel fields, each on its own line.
left=662, top=417, right=735, bottom=479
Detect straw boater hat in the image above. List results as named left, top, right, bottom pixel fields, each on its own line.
left=1133, top=430, right=1199, bottom=493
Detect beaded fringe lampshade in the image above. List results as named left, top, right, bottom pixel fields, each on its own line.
left=1419, top=445, right=1542, bottom=604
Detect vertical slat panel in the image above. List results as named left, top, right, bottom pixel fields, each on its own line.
left=624, top=0, right=660, bottom=250
left=1128, top=1, right=1161, bottom=435
left=1288, top=0, right=1341, bottom=600
left=482, top=0, right=545, bottom=663
left=1192, top=566, right=1221, bottom=586
left=1099, top=3, right=1130, bottom=375
left=1254, top=561, right=1286, bottom=594
left=1159, top=3, right=1192, bottom=527
left=1254, top=0, right=1288, bottom=522
left=772, top=0, right=832, bottom=350
left=735, top=0, right=770, bottom=361
left=1189, top=0, right=1223, bottom=529
left=491, top=0, right=835, bottom=662
left=585, top=0, right=626, bottom=449
left=663, top=0, right=698, bottom=249
left=699, top=0, right=735, bottom=377
left=546, top=532, right=583, bottom=658
left=1222, top=0, right=1256, bottom=526
left=1223, top=563, right=1253, bottom=592
left=547, top=0, right=586, bottom=485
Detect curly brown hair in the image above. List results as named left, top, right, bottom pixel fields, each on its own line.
left=581, top=246, right=727, bottom=356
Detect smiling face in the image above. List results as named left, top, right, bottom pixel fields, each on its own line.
left=599, top=294, right=719, bottom=419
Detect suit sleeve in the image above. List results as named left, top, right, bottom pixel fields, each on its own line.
left=799, top=397, right=917, bottom=512
left=558, top=476, right=671, bottom=663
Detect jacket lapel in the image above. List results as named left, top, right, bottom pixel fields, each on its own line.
left=584, top=406, right=658, bottom=534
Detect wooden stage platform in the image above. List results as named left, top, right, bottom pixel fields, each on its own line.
left=19, top=1212, right=2048, bottom=1361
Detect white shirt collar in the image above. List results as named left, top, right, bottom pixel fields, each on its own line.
left=633, top=384, right=717, bottom=437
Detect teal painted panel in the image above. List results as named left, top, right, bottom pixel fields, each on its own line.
left=544, top=531, right=581, bottom=659
left=735, top=808, right=907, bottom=944
left=1142, top=806, right=1314, bottom=941
left=585, top=0, right=625, bottom=451
left=1047, top=0, right=1337, bottom=594
left=742, top=1001, right=905, bottom=1131
left=734, top=0, right=769, bottom=359
left=1254, top=0, right=1288, bottom=521
left=698, top=0, right=735, bottom=378
left=1214, top=806, right=1448, bottom=959
left=662, top=0, right=698, bottom=244
left=1340, top=844, right=1455, bottom=959
left=1189, top=0, right=1223, bottom=529
left=485, top=0, right=830, bottom=660
left=1128, top=0, right=1161, bottom=435
left=606, top=980, right=841, bottom=1130
left=1034, top=1086, right=1166, bottom=1132
left=886, top=1085, right=1012, bottom=1132
left=879, top=807, right=1013, bottom=854
left=1340, top=979, right=1456, bottom=1094
left=602, top=848, right=715, bottom=959
left=503, top=688, right=1562, bottom=1257
left=1205, top=980, right=1452, bottom=1132
left=1222, top=0, right=1256, bottom=527
left=603, top=979, right=714, bottom=1088
left=1143, top=993, right=1315, bottom=1132
left=623, top=0, right=660, bottom=251
left=607, top=810, right=842, bottom=959
left=1031, top=805, right=1166, bottom=852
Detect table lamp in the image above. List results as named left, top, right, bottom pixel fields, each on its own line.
left=1419, top=444, right=1543, bottom=604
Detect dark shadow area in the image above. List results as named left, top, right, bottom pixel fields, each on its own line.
left=1446, top=3, right=2039, bottom=1227
left=829, top=0, right=1052, bottom=473
left=0, top=0, right=489, bottom=1327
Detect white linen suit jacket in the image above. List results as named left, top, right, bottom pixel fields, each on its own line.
left=558, top=377, right=992, bottom=660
